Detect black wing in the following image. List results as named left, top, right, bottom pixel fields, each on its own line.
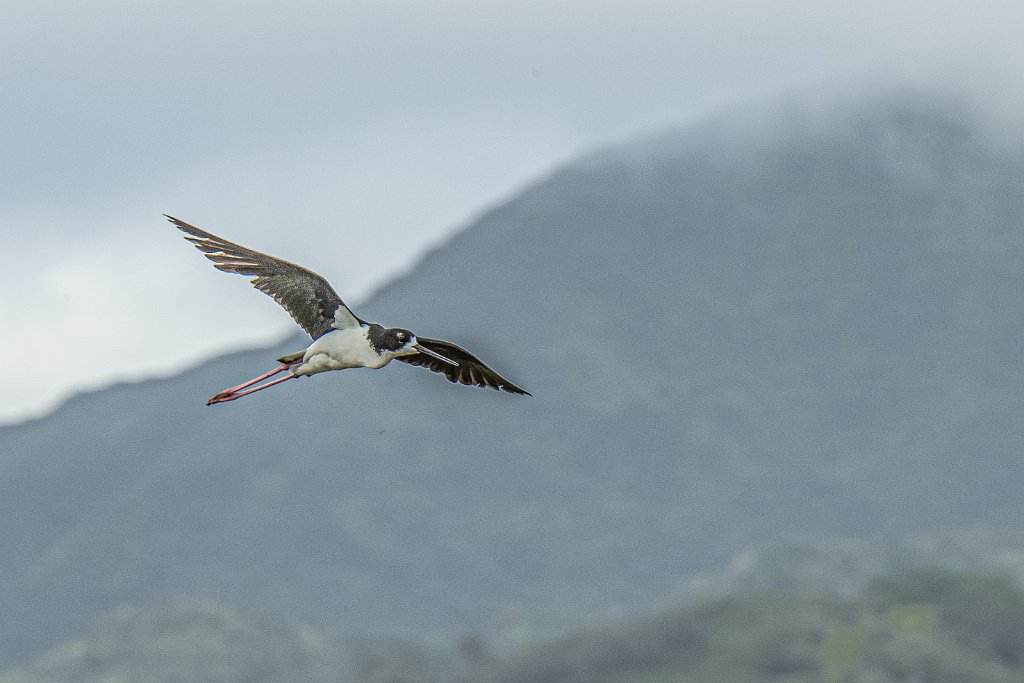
left=168, top=215, right=361, bottom=338
left=400, top=337, right=530, bottom=395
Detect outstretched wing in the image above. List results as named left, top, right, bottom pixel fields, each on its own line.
left=167, top=215, right=360, bottom=338
left=400, top=337, right=530, bottom=395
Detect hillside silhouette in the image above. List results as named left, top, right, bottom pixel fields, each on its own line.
left=1, top=88, right=1022, bottom=668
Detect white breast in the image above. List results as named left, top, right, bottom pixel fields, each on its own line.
left=294, top=327, right=389, bottom=375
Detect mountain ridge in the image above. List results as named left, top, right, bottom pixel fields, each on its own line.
left=2, top=87, right=1023, bottom=668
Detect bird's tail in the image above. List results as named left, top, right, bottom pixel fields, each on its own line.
left=277, top=350, right=305, bottom=364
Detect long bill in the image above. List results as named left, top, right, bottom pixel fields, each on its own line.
left=414, top=344, right=459, bottom=366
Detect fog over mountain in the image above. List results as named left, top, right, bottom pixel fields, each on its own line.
left=1, top=88, right=1023, bottom=669
left=5, top=1, right=1023, bottom=425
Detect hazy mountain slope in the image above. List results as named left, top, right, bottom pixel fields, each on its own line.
left=2, top=89, right=1023, bottom=667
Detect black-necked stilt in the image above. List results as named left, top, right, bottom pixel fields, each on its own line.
left=168, top=216, right=530, bottom=404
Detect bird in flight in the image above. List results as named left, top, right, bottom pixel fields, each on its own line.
left=168, top=215, right=530, bottom=404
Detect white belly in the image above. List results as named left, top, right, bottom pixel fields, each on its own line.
left=294, top=327, right=390, bottom=375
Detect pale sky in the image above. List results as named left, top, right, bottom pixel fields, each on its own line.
left=1, top=1, right=1022, bottom=423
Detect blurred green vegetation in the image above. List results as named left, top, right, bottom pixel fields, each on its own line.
left=6, top=565, right=1024, bottom=682
left=463, top=567, right=1024, bottom=683
left=0, top=599, right=351, bottom=683
left=0, top=598, right=440, bottom=683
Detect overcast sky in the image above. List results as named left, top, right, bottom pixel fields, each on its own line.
left=1, top=1, right=1022, bottom=423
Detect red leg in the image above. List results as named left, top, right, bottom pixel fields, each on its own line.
left=210, top=363, right=289, bottom=401
left=207, top=372, right=299, bottom=405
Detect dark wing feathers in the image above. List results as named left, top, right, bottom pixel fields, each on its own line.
left=400, top=337, right=530, bottom=395
left=167, top=215, right=359, bottom=338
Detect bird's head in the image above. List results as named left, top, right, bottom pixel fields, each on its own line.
left=378, top=328, right=416, bottom=353
left=377, top=327, right=458, bottom=366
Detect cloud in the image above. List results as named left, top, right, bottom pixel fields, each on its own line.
left=0, top=220, right=286, bottom=422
